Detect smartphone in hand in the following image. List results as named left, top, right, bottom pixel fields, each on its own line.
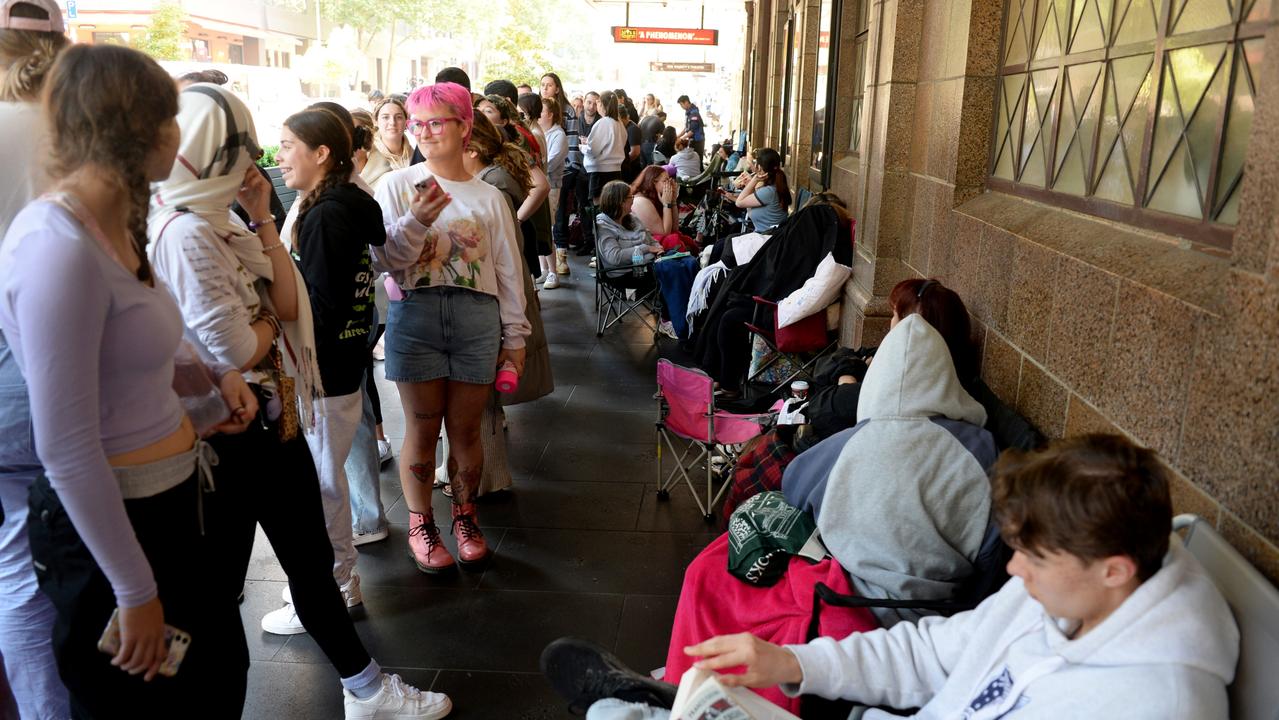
left=414, top=176, right=442, bottom=197
left=97, top=608, right=193, bottom=677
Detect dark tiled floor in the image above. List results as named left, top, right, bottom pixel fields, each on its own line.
left=242, top=255, right=717, bottom=718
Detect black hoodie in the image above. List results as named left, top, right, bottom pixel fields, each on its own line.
left=295, top=182, right=386, bottom=397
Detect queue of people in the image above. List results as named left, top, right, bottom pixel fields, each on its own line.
left=0, top=2, right=625, bottom=713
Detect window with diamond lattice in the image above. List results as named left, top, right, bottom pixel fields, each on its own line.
left=990, top=0, right=1272, bottom=249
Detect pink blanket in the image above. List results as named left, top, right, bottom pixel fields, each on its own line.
left=665, top=533, right=879, bottom=714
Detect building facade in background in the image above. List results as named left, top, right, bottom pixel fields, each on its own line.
left=740, top=0, right=1279, bottom=584
left=66, top=0, right=317, bottom=67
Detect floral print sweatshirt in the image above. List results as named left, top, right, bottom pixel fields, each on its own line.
left=372, top=164, right=530, bottom=349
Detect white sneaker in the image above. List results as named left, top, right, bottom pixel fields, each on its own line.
left=658, top=321, right=678, bottom=340
left=278, top=573, right=363, bottom=613
left=377, top=439, right=393, bottom=467
left=261, top=603, right=306, bottom=635
left=543, top=272, right=560, bottom=289
left=588, top=257, right=597, bottom=269
left=434, top=464, right=448, bottom=488
left=340, top=573, right=363, bottom=607
left=344, top=673, right=452, bottom=720
left=353, top=526, right=390, bottom=547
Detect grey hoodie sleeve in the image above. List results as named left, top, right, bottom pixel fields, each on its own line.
left=781, top=422, right=868, bottom=517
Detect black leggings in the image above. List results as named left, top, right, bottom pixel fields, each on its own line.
left=207, top=418, right=371, bottom=679
left=705, top=304, right=754, bottom=392
left=589, top=171, right=623, bottom=201
left=28, top=473, right=248, bottom=719
left=575, top=169, right=594, bottom=243
left=364, top=322, right=386, bottom=426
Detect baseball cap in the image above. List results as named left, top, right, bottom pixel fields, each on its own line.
left=1, top=0, right=65, bottom=33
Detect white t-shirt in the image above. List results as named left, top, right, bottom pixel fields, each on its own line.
left=372, top=164, right=530, bottom=348
left=0, top=102, right=51, bottom=245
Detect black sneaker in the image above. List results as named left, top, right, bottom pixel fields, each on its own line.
left=540, top=637, right=678, bottom=715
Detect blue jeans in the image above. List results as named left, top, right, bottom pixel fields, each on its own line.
left=345, top=376, right=387, bottom=535
left=0, top=333, right=69, bottom=718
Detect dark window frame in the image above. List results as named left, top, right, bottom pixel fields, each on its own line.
left=811, top=0, right=844, bottom=186
left=989, top=0, right=1272, bottom=251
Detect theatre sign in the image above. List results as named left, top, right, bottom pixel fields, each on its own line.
left=650, top=62, right=717, bottom=73
left=612, top=26, right=719, bottom=45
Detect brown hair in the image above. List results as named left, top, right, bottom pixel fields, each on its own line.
left=598, top=180, right=632, bottom=222
left=44, top=44, right=177, bottom=282
left=675, top=136, right=690, bottom=151
left=480, top=94, right=524, bottom=145
left=467, top=110, right=531, bottom=193
left=754, top=148, right=792, bottom=211
left=0, top=2, right=69, bottom=101
left=598, top=90, right=620, bottom=121
left=540, top=96, right=562, bottom=127
left=630, top=165, right=666, bottom=210
left=992, top=434, right=1173, bottom=581
left=802, top=191, right=851, bottom=225
left=373, top=96, right=407, bottom=125
left=889, top=278, right=976, bottom=382
left=284, top=108, right=354, bottom=248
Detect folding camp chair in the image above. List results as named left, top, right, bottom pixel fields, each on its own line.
left=743, top=219, right=855, bottom=393
left=744, top=296, right=839, bottom=394
left=655, top=359, right=773, bottom=520
left=594, top=232, right=663, bottom=339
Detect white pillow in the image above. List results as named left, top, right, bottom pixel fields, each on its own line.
left=777, top=253, right=852, bottom=328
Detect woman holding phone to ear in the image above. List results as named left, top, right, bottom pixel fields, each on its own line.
left=372, top=82, right=529, bottom=574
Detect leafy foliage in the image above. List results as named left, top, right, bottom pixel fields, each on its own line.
left=257, top=144, right=280, bottom=168
left=135, top=0, right=187, bottom=61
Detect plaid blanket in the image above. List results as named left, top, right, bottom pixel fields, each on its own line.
left=722, top=431, right=797, bottom=521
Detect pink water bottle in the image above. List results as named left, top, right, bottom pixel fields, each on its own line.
left=495, top=360, right=519, bottom=394
left=384, top=275, right=404, bottom=302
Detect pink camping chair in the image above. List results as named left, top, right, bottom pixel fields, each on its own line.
left=655, top=359, right=773, bottom=521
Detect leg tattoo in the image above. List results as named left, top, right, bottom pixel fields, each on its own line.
left=449, top=467, right=481, bottom=505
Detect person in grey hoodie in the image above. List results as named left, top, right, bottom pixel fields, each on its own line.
left=783, top=312, right=998, bottom=627
left=594, top=180, right=663, bottom=279
left=547, top=435, right=1238, bottom=720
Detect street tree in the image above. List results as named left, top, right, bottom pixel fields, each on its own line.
left=136, top=0, right=187, bottom=61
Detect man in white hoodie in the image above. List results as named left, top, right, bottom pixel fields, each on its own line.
left=683, top=434, right=1240, bottom=719
left=544, top=434, right=1239, bottom=719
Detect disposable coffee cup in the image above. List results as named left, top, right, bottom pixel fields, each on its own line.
left=791, top=380, right=809, bottom=400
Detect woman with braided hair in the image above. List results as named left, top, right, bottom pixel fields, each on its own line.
left=3, top=43, right=258, bottom=716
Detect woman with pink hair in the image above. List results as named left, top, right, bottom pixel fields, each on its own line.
left=371, top=82, right=529, bottom=574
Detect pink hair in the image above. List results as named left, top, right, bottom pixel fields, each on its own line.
left=407, top=82, right=474, bottom=144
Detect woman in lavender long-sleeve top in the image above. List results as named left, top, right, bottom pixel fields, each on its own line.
left=0, top=45, right=256, bottom=716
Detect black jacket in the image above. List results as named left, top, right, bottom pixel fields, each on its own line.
left=295, top=183, right=386, bottom=397
left=693, top=204, right=851, bottom=368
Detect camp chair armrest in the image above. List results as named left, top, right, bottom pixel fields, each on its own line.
left=813, top=583, right=972, bottom=616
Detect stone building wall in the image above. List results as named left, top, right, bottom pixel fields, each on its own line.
left=745, top=0, right=1279, bottom=583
